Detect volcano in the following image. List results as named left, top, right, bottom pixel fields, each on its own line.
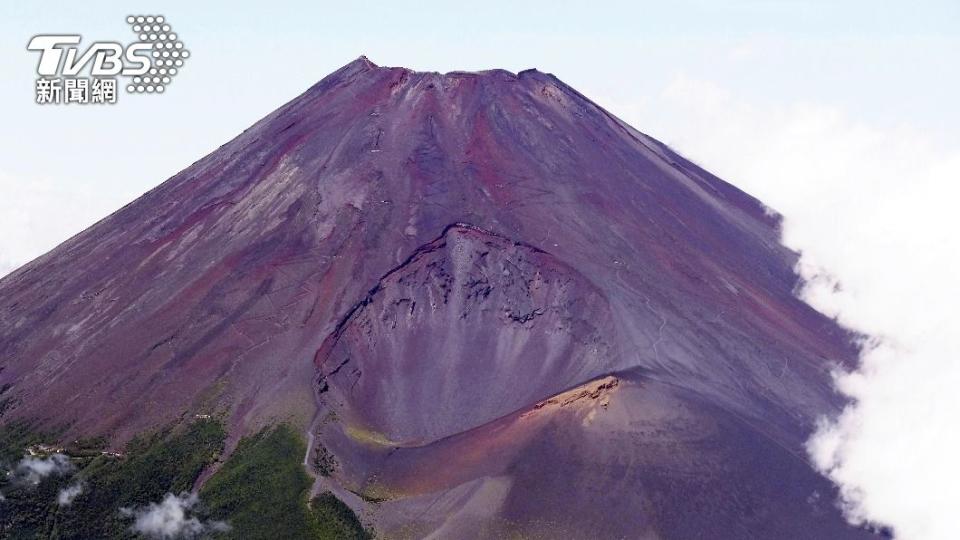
left=0, top=57, right=873, bottom=538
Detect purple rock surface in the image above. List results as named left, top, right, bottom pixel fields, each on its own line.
left=0, top=57, right=872, bottom=538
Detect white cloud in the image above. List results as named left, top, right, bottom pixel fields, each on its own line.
left=57, top=482, right=84, bottom=506
left=12, top=453, right=74, bottom=485
left=617, top=75, right=960, bottom=540
left=122, top=492, right=229, bottom=539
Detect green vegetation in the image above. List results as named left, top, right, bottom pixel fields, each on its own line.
left=310, top=492, right=370, bottom=539
left=54, top=418, right=226, bottom=538
left=0, top=420, right=369, bottom=539
left=0, top=418, right=225, bottom=538
left=63, top=436, right=109, bottom=458
left=0, top=420, right=47, bottom=462
left=201, top=424, right=370, bottom=540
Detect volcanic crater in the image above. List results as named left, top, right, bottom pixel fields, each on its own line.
left=0, top=57, right=875, bottom=539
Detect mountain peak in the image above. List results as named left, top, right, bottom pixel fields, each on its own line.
left=350, top=54, right=378, bottom=69
left=0, top=57, right=869, bottom=539
left=330, top=55, right=547, bottom=82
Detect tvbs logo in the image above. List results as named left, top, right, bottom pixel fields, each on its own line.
left=27, top=15, right=189, bottom=105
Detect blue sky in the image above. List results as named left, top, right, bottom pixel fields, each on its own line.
left=2, top=2, right=958, bottom=207
left=1, top=2, right=952, bottom=269
left=1, top=3, right=959, bottom=538
left=2, top=2, right=957, bottom=198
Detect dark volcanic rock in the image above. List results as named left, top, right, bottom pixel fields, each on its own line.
left=0, top=57, right=870, bottom=538
left=316, top=223, right=619, bottom=445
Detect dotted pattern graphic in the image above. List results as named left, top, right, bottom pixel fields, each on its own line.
left=124, top=15, right=189, bottom=94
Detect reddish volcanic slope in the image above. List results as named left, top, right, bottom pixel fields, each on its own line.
left=0, top=57, right=871, bottom=538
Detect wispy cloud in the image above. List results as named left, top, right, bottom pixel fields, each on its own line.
left=57, top=482, right=84, bottom=506
left=11, top=453, right=74, bottom=486
left=121, top=492, right=229, bottom=539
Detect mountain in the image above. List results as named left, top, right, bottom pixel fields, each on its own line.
left=0, top=57, right=873, bottom=538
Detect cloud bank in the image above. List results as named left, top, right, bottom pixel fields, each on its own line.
left=122, top=492, right=229, bottom=539
left=628, top=76, right=960, bottom=540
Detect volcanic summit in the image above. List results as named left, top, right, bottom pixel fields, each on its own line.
left=0, top=57, right=873, bottom=538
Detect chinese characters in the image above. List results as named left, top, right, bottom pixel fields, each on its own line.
left=36, top=78, right=117, bottom=104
